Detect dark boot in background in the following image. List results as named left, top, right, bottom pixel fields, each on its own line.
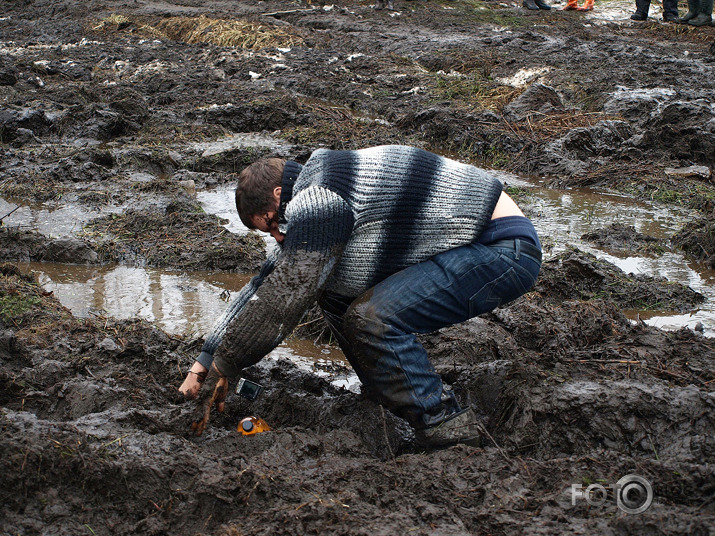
left=523, top=0, right=541, bottom=10
left=689, top=0, right=713, bottom=24
left=662, top=0, right=680, bottom=20
left=631, top=0, right=650, bottom=19
left=678, top=0, right=700, bottom=21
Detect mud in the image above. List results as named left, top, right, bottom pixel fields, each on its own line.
left=1, top=0, right=715, bottom=534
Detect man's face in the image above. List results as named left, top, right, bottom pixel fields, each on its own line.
left=251, top=210, right=284, bottom=243
left=251, top=188, right=285, bottom=244
left=249, top=186, right=285, bottom=243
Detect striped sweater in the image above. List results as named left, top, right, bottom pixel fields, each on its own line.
left=201, top=145, right=504, bottom=378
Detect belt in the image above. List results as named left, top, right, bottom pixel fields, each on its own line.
left=487, top=239, right=542, bottom=263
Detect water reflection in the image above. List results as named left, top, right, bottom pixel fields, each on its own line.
left=18, top=261, right=356, bottom=386
left=20, top=262, right=253, bottom=337
left=0, top=196, right=118, bottom=237
left=500, top=173, right=715, bottom=336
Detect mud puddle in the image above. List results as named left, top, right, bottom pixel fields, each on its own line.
left=16, top=170, right=715, bottom=336
left=503, top=173, right=715, bottom=336
left=17, top=260, right=354, bottom=385
left=0, top=196, right=119, bottom=237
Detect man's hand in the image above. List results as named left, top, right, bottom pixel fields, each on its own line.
left=179, top=361, right=208, bottom=400
left=190, top=363, right=229, bottom=436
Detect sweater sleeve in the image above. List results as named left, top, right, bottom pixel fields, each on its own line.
left=213, top=186, right=355, bottom=378
left=195, top=248, right=279, bottom=370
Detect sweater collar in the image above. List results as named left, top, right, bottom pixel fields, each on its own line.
left=278, top=160, right=302, bottom=224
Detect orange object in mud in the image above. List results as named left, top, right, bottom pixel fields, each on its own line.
left=238, top=416, right=271, bottom=435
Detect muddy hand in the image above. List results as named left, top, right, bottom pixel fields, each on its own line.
left=179, top=362, right=208, bottom=400
left=190, top=364, right=228, bottom=436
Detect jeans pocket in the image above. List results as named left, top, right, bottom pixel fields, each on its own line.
left=468, top=264, right=531, bottom=317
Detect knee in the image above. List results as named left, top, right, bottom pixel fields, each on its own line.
left=342, top=296, right=384, bottom=344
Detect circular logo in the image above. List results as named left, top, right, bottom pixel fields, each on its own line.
left=616, top=474, right=653, bottom=514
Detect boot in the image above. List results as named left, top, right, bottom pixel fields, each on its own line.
left=563, top=0, right=578, bottom=9
left=688, top=12, right=713, bottom=24
left=414, top=407, right=482, bottom=449
left=578, top=0, right=594, bottom=11
left=679, top=0, right=700, bottom=20
left=535, top=0, right=552, bottom=10
left=631, top=0, right=650, bottom=18
left=523, top=0, right=540, bottom=10
left=690, top=0, right=713, bottom=24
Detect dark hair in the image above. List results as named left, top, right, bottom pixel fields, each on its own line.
left=235, top=158, right=285, bottom=229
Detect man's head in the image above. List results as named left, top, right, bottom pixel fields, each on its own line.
left=235, top=158, right=286, bottom=243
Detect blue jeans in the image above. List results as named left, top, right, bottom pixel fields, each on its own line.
left=319, top=239, right=541, bottom=428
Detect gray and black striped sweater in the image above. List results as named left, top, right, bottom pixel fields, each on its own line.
left=201, top=145, right=504, bottom=378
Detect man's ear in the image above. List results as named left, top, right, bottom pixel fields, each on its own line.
left=272, top=186, right=282, bottom=205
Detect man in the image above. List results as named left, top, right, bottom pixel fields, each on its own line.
left=183, top=145, right=541, bottom=448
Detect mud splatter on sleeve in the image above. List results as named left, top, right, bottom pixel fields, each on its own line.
left=213, top=186, right=355, bottom=379
left=195, top=250, right=279, bottom=370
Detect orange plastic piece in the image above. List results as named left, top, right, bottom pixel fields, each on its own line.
left=238, top=416, right=272, bottom=435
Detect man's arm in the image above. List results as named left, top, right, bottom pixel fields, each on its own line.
left=190, top=186, right=354, bottom=434
left=213, top=186, right=355, bottom=378
left=197, top=250, right=279, bottom=369
left=178, top=249, right=279, bottom=399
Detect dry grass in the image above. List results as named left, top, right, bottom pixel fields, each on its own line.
left=508, top=111, right=617, bottom=140
left=92, top=13, right=132, bottom=31
left=93, top=13, right=305, bottom=50
left=153, top=15, right=304, bottom=50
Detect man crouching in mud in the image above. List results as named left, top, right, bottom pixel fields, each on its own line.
left=181, top=145, right=542, bottom=448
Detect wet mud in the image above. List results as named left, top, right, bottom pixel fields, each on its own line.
left=1, top=0, right=715, bottom=534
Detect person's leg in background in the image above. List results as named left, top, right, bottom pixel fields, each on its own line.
left=631, top=0, right=651, bottom=19
left=679, top=0, right=701, bottom=21
left=689, top=0, right=713, bottom=25
left=662, top=0, right=680, bottom=20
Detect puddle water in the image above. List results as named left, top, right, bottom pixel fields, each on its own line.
left=196, top=188, right=247, bottom=235
left=4, top=170, right=715, bottom=370
left=16, top=260, right=356, bottom=388
left=0, top=196, right=118, bottom=237
left=17, top=262, right=254, bottom=336
left=501, top=173, right=715, bottom=336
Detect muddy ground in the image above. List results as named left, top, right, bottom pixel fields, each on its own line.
left=1, top=0, right=715, bottom=534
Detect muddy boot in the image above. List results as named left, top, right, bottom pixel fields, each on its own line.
left=688, top=12, right=713, bottom=24
left=523, top=0, right=540, bottom=10
left=689, top=0, right=713, bottom=25
left=577, top=0, right=594, bottom=11
left=679, top=0, right=700, bottom=21
left=563, top=0, right=578, bottom=9
left=535, top=0, right=552, bottom=10
left=374, top=0, right=385, bottom=9
left=414, top=404, right=482, bottom=449
left=631, top=0, right=649, bottom=19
